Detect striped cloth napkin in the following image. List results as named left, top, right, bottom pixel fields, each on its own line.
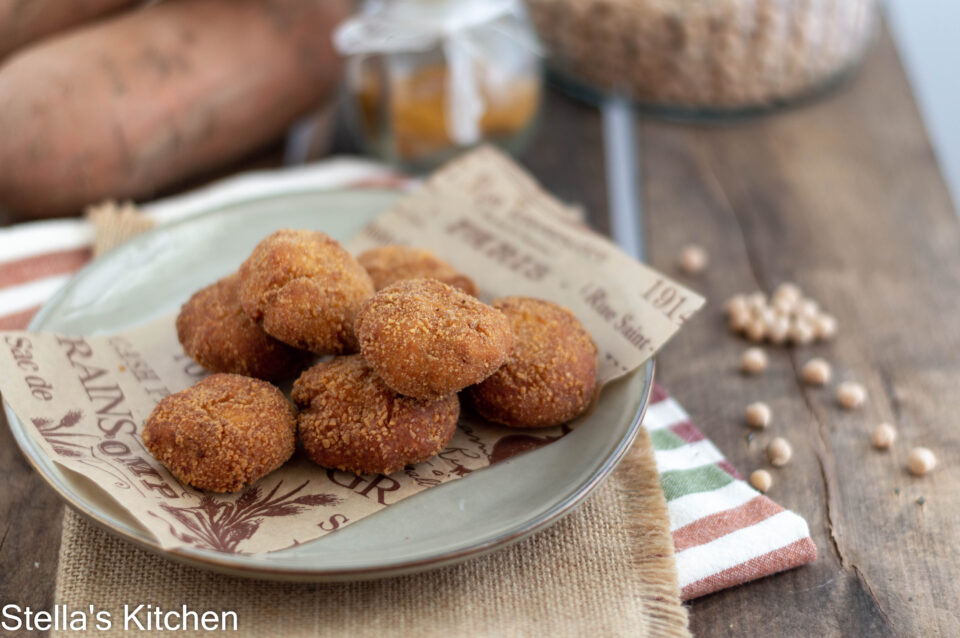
left=644, top=385, right=817, bottom=599
left=0, top=159, right=816, bottom=599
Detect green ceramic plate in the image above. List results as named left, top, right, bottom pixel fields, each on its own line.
left=4, top=188, right=653, bottom=581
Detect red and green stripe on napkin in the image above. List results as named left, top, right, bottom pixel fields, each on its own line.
left=646, top=384, right=817, bottom=599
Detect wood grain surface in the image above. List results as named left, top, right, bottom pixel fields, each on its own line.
left=0, top=414, right=63, bottom=635
left=642, top=28, right=960, bottom=637
left=1, top=22, right=957, bottom=638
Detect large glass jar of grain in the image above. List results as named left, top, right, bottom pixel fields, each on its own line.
left=526, top=0, right=878, bottom=115
left=335, top=0, right=543, bottom=169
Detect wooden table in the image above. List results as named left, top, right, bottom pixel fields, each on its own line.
left=2, top=25, right=958, bottom=637
left=528, top=27, right=960, bottom=636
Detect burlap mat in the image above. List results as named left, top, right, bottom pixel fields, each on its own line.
left=53, top=426, right=688, bottom=637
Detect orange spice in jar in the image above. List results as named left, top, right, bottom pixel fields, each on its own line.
left=336, top=0, right=542, bottom=168
left=358, top=64, right=540, bottom=163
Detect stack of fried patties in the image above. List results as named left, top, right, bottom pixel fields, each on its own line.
left=144, top=230, right=599, bottom=493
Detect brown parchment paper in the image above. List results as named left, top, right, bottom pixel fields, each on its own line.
left=349, top=147, right=704, bottom=381
left=0, top=147, right=704, bottom=555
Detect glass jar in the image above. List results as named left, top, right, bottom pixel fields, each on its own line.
left=336, top=0, right=543, bottom=170
left=527, top=0, right=879, bottom=118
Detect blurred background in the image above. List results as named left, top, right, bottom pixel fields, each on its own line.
left=3, top=5, right=960, bottom=634
left=0, top=0, right=955, bottom=222
left=886, top=1, right=959, bottom=211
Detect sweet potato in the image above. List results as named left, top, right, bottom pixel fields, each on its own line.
left=0, top=0, right=139, bottom=61
left=0, top=0, right=348, bottom=219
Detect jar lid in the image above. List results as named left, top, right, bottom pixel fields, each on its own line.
left=335, top=0, right=539, bottom=55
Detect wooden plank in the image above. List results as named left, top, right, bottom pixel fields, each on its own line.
left=642, top=26, right=960, bottom=636
left=521, top=91, right=610, bottom=235
left=3, top=26, right=956, bottom=635
left=0, top=405, right=63, bottom=638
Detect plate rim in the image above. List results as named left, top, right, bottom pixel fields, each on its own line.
left=3, top=187, right=655, bottom=581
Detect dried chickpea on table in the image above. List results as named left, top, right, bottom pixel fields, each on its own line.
left=677, top=244, right=940, bottom=491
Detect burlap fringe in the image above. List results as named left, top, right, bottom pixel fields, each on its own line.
left=84, top=200, right=155, bottom=257
left=616, top=427, right=691, bottom=638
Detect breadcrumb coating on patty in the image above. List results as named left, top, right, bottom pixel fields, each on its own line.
left=238, top=229, right=374, bottom=355
left=355, top=278, right=513, bottom=400
left=176, top=273, right=310, bottom=381
left=294, top=355, right=459, bottom=475
left=358, top=245, right=477, bottom=295
left=466, top=297, right=597, bottom=428
left=143, top=374, right=296, bottom=492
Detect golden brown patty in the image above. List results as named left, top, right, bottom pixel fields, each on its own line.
left=466, top=297, right=597, bottom=428
left=143, top=374, right=296, bottom=492
left=355, top=278, right=513, bottom=399
left=293, top=355, right=459, bottom=475
left=358, top=245, right=477, bottom=295
left=238, top=229, right=374, bottom=355
left=176, top=273, right=310, bottom=381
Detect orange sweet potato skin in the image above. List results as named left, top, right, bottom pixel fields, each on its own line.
left=0, top=0, right=139, bottom=61
left=0, top=0, right=348, bottom=219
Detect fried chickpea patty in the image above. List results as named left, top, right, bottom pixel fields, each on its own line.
left=176, top=273, right=310, bottom=381
left=358, top=245, right=477, bottom=295
left=355, top=278, right=513, bottom=399
left=293, top=356, right=459, bottom=475
left=143, top=374, right=296, bottom=492
left=466, top=297, right=598, bottom=428
left=238, top=229, right=374, bottom=355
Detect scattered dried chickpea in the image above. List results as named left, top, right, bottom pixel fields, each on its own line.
left=745, top=401, right=772, bottom=428
left=907, top=448, right=936, bottom=476
left=801, top=358, right=832, bottom=386
left=745, top=319, right=767, bottom=342
left=767, top=316, right=790, bottom=344
left=750, top=469, right=773, bottom=493
left=796, top=298, right=819, bottom=320
left=788, top=320, right=815, bottom=345
left=740, top=347, right=768, bottom=374
left=678, top=244, right=708, bottom=275
left=772, top=296, right=795, bottom=315
left=768, top=437, right=793, bottom=466
left=729, top=309, right=750, bottom=332
left=746, top=292, right=767, bottom=312
left=872, top=423, right=897, bottom=450
left=773, top=282, right=802, bottom=305
left=757, top=307, right=776, bottom=325
left=837, top=381, right=867, bottom=409
left=726, top=285, right=836, bottom=345
left=907, top=447, right=936, bottom=476
left=725, top=294, right=748, bottom=317
left=813, top=314, right=838, bottom=340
